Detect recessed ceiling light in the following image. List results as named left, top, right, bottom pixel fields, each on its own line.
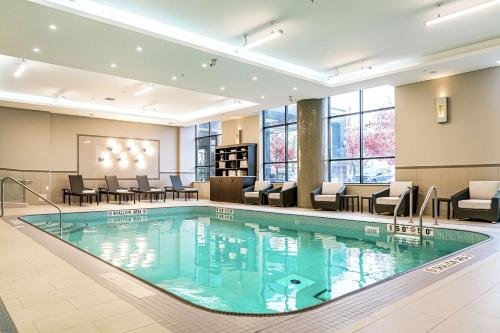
left=32, top=47, right=40, bottom=53
left=136, top=46, right=143, bottom=52
left=252, top=76, right=258, bottom=81
left=110, top=63, right=117, bottom=68
left=201, top=63, right=208, bottom=68
left=260, top=95, right=265, bottom=99
left=220, top=87, right=225, bottom=91
left=49, top=24, right=57, bottom=30
left=172, top=76, right=177, bottom=80
left=497, top=60, right=500, bottom=65
left=293, top=87, right=298, bottom=91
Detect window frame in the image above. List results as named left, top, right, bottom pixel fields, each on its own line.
left=328, top=89, right=395, bottom=184
left=262, top=105, right=297, bottom=182
left=195, top=122, right=221, bottom=181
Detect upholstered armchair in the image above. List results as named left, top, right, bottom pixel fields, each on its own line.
left=372, top=181, right=418, bottom=216
left=242, top=181, right=272, bottom=205
left=310, top=182, right=346, bottom=210
left=267, top=181, right=297, bottom=207
left=451, top=181, right=500, bottom=223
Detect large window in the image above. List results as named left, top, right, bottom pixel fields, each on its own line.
left=329, top=85, right=395, bottom=184
left=195, top=122, right=221, bottom=181
left=263, top=105, right=297, bottom=182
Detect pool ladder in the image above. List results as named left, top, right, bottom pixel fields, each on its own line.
left=0, top=177, right=63, bottom=236
left=393, top=185, right=438, bottom=238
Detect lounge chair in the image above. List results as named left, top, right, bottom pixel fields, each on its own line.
left=62, top=175, right=99, bottom=206
left=242, top=181, right=272, bottom=205
left=372, top=181, right=418, bottom=216
left=310, top=182, right=345, bottom=210
left=267, top=181, right=297, bottom=207
left=451, top=181, right=500, bottom=223
left=132, top=175, right=165, bottom=202
left=169, top=175, right=199, bottom=201
left=99, top=176, right=136, bottom=204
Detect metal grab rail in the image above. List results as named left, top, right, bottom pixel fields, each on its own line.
left=1, top=177, right=63, bottom=235
left=393, top=186, right=413, bottom=232
left=419, top=186, right=439, bottom=237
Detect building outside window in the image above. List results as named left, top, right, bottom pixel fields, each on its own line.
left=195, top=121, right=221, bottom=181
left=262, top=104, right=297, bottom=182
left=329, top=85, right=395, bottom=184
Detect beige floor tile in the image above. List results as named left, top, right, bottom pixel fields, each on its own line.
left=68, top=289, right=119, bottom=309
left=92, top=310, right=155, bottom=333
left=54, top=323, right=101, bottom=333
left=18, top=291, right=65, bottom=308
left=465, top=292, right=500, bottom=317
left=356, top=309, right=442, bottom=333
left=15, top=320, right=41, bottom=333
left=430, top=309, right=500, bottom=333
left=33, top=300, right=135, bottom=333
left=10, top=299, right=75, bottom=324
left=125, top=323, right=172, bottom=333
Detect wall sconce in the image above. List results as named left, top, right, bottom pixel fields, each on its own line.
left=436, top=97, right=448, bottom=123
left=127, top=140, right=139, bottom=154
left=99, top=151, right=113, bottom=168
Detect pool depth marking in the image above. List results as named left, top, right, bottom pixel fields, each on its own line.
left=423, top=254, right=474, bottom=274
left=107, top=208, right=148, bottom=217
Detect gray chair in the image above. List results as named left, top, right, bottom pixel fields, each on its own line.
left=242, top=181, right=272, bottom=205
left=169, top=175, right=198, bottom=201
left=132, top=175, right=165, bottom=202
left=310, top=182, right=345, bottom=210
left=99, top=176, right=136, bottom=204
left=267, top=181, right=297, bottom=207
left=63, top=175, right=99, bottom=206
left=372, top=181, right=418, bottom=216
left=451, top=181, right=500, bottom=223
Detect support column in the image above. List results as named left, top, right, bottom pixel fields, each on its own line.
left=297, top=98, right=328, bottom=208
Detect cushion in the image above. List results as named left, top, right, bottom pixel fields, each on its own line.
left=282, top=181, right=296, bottom=191
left=244, top=192, right=259, bottom=198
left=469, top=181, right=500, bottom=200
left=116, top=189, right=129, bottom=193
left=150, top=188, right=163, bottom=192
left=322, top=182, right=343, bottom=195
left=458, top=199, right=492, bottom=210
left=254, top=181, right=270, bottom=192
left=315, top=194, right=337, bottom=202
left=389, top=181, right=413, bottom=196
left=376, top=196, right=400, bottom=205
left=268, top=193, right=281, bottom=200
left=82, top=189, right=95, bottom=194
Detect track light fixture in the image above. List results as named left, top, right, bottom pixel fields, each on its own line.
left=13, top=59, right=27, bottom=78
left=242, top=22, right=284, bottom=50
left=425, top=0, right=500, bottom=26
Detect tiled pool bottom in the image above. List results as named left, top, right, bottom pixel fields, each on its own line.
left=20, top=206, right=489, bottom=316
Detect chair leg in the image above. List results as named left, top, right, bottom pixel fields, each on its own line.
left=96, top=194, right=99, bottom=205
left=69, top=195, right=71, bottom=206
left=80, top=196, right=82, bottom=206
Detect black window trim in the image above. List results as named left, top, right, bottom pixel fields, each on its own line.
left=195, top=122, right=221, bottom=181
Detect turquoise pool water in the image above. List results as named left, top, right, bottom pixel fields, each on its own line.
left=21, top=207, right=488, bottom=314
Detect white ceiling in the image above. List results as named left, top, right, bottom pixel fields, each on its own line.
left=0, top=0, right=499, bottom=126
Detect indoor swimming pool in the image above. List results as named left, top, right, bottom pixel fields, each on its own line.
left=20, top=206, right=488, bottom=314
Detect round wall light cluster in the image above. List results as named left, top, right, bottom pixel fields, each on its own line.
left=99, top=138, right=154, bottom=169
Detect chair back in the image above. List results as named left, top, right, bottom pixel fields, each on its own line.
left=321, top=182, right=342, bottom=195
left=282, top=181, right=296, bottom=191
left=136, top=175, right=151, bottom=191
left=105, top=176, right=120, bottom=192
left=254, top=181, right=270, bottom=192
left=170, top=175, right=186, bottom=191
left=469, top=181, right=500, bottom=199
left=389, top=181, right=413, bottom=196
left=69, top=175, right=84, bottom=194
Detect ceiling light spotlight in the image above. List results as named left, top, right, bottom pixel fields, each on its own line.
left=497, top=60, right=500, bottom=65
left=134, top=83, right=154, bottom=97
left=242, top=26, right=284, bottom=50
left=32, top=47, right=40, bottom=53
left=49, top=24, right=57, bottom=30
left=292, top=87, right=298, bottom=91
left=209, top=58, right=217, bottom=67
left=201, top=63, right=208, bottom=68
left=136, top=46, right=143, bottom=52
left=252, top=76, right=258, bottom=81
left=425, top=0, right=500, bottom=26
left=260, top=95, right=265, bottom=99
left=110, top=63, right=117, bottom=68
left=220, top=86, right=225, bottom=91
left=13, top=59, right=27, bottom=78
left=172, top=76, right=177, bottom=80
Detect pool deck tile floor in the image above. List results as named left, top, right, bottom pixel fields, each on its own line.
left=1, top=199, right=500, bottom=332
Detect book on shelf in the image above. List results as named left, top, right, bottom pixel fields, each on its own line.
left=237, top=170, right=248, bottom=176
left=228, top=154, right=237, bottom=160
left=240, top=160, right=248, bottom=168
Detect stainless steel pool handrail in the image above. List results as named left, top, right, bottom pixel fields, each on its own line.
left=1, top=177, right=63, bottom=234
left=393, top=186, right=413, bottom=232
left=419, top=186, right=439, bottom=238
